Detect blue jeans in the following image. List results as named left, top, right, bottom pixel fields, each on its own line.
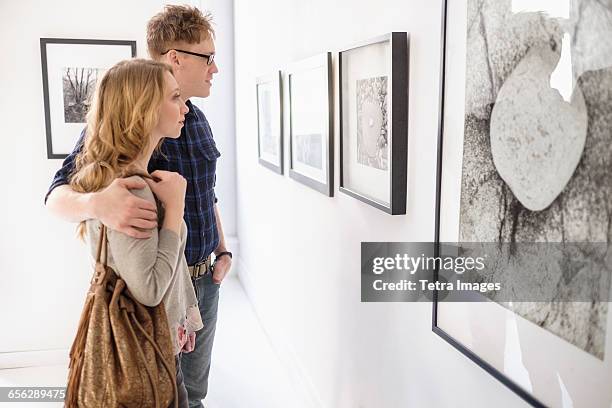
left=174, top=354, right=189, bottom=408
left=180, top=272, right=220, bottom=408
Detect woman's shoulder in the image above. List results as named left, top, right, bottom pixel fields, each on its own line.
left=84, top=219, right=103, bottom=250
left=123, top=175, right=155, bottom=202
left=126, top=175, right=155, bottom=196
left=122, top=175, right=163, bottom=225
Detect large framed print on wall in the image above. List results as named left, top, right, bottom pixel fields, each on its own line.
left=256, top=71, right=283, bottom=174
left=40, top=38, right=136, bottom=159
left=339, top=32, right=409, bottom=215
left=433, top=1, right=612, bottom=407
left=286, top=52, right=334, bottom=196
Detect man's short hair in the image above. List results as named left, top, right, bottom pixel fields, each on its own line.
left=147, top=5, right=215, bottom=60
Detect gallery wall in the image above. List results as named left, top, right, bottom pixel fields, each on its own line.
left=0, top=0, right=236, bottom=359
left=233, top=0, right=531, bottom=407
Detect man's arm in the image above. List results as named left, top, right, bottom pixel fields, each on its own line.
left=45, top=130, right=158, bottom=238
left=46, top=185, right=98, bottom=223
left=214, top=203, right=228, bottom=255
left=45, top=130, right=99, bottom=223
left=212, top=203, right=232, bottom=284
left=47, top=179, right=158, bottom=239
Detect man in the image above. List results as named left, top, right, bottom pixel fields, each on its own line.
left=45, top=6, right=230, bottom=407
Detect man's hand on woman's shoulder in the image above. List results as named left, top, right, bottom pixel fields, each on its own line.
left=92, top=177, right=158, bottom=239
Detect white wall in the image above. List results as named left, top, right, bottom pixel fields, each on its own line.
left=0, top=0, right=236, bottom=356
left=233, top=0, right=530, bottom=407
left=195, top=0, right=237, bottom=237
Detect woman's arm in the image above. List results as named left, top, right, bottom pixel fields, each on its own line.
left=105, top=178, right=184, bottom=307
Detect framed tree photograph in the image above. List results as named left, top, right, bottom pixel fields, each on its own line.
left=286, top=52, right=333, bottom=196
left=256, top=71, right=283, bottom=174
left=339, top=32, right=409, bottom=215
left=433, top=1, right=612, bottom=407
left=40, top=38, right=136, bottom=159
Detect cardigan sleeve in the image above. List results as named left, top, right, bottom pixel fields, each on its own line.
left=105, top=176, right=181, bottom=307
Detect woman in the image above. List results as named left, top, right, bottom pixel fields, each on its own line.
left=69, top=58, right=202, bottom=407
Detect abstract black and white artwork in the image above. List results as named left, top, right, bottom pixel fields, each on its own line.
left=258, top=84, right=277, bottom=155
left=41, top=38, right=136, bottom=159
left=459, top=0, right=612, bottom=361
left=356, top=76, right=389, bottom=171
left=256, top=71, right=283, bottom=174
left=294, top=133, right=323, bottom=169
left=434, top=0, right=612, bottom=406
left=339, top=33, right=408, bottom=214
left=286, top=53, right=333, bottom=195
left=62, top=67, right=102, bottom=123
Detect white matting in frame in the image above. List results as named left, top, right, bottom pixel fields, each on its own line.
left=342, top=39, right=390, bottom=205
left=339, top=32, right=408, bottom=215
left=256, top=71, right=283, bottom=174
left=434, top=1, right=612, bottom=407
left=41, top=38, right=136, bottom=159
left=287, top=53, right=333, bottom=196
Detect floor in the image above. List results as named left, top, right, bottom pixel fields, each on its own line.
left=0, top=275, right=298, bottom=408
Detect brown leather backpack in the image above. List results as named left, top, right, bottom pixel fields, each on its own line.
left=65, top=224, right=178, bottom=407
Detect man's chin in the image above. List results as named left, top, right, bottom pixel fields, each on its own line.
left=202, top=83, right=212, bottom=97
left=193, top=90, right=211, bottom=98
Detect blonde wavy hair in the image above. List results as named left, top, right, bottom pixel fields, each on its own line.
left=70, top=58, right=172, bottom=236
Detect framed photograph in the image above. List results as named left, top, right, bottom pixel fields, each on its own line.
left=40, top=38, right=136, bottom=159
left=339, top=32, right=409, bottom=215
left=256, top=71, right=283, bottom=174
left=286, top=53, right=333, bottom=196
left=434, top=1, right=612, bottom=407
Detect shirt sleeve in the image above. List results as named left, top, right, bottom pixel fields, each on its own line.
left=105, top=178, right=181, bottom=307
left=44, top=129, right=86, bottom=204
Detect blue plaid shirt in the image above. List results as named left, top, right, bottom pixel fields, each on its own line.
left=45, top=100, right=221, bottom=266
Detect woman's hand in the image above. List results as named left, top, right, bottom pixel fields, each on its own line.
left=145, top=171, right=186, bottom=234
left=178, top=326, right=196, bottom=353
left=183, top=332, right=196, bottom=353
left=146, top=170, right=186, bottom=211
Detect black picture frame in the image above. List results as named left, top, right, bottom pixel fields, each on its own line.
left=40, top=38, right=137, bottom=159
left=256, top=71, right=284, bottom=174
left=338, top=32, right=409, bottom=215
left=286, top=52, right=334, bottom=196
left=432, top=2, right=547, bottom=407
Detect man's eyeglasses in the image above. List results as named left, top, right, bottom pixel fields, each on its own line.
left=162, top=49, right=215, bottom=65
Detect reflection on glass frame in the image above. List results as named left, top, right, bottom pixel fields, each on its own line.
left=256, top=71, right=283, bottom=174
left=286, top=52, right=333, bottom=196
left=339, top=32, right=408, bottom=215
left=433, top=1, right=612, bottom=407
left=40, top=38, right=136, bottom=159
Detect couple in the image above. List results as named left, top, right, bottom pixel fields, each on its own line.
left=45, top=6, right=230, bottom=408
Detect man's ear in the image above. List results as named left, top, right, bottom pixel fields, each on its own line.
left=165, top=50, right=181, bottom=69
